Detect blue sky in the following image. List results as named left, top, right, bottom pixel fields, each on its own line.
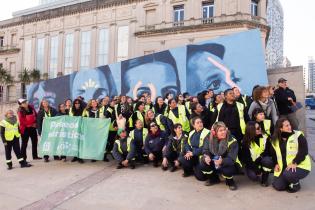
left=0, top=0, right=314, bottom=67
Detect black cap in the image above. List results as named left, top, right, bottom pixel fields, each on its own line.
left=278, top=78, right=287, bottom=83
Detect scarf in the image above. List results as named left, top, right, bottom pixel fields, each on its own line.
left=208, top=133, right=229, bottom=156
left=5, top=116, right=17, bottom=125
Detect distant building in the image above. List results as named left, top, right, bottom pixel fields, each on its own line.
left=266, top=0, right=284, bottom=69
left=308, top=57, right=315, bottom=92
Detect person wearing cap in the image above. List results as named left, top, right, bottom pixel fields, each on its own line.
left=17, top=98, right=41, bottom=161
left=144, top=122, right=168, bottom=167
left=112, top=129, right=136, bottom=169
left=200, top=121, right=239, bottom=190
left=37, top=99, right=58, bottom=162
left=1, top=110, right=32, bottom=169
left=274, top=78, right=299, bottom=130
left=128, top=119, right=148, bottom=163
left=179, top=117, right=210, bottom=180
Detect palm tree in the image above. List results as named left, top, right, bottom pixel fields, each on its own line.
left=29, top=68, right=40, bottom=82
left=0, top=66, right=13, bottom=86
left=18, top=68, right=31, bottom=84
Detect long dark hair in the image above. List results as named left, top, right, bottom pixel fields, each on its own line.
left=272, top=117, right=290, bottom=142
left=171, top=123, right=183, bottom=136
left=154, top=96, right=167, bottom=112
left=71, top=99, right=84, bottom=116
left=243, top=121, right=258, bottom=147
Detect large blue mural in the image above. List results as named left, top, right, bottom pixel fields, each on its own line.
left=27, top=29, right=268, bottom=109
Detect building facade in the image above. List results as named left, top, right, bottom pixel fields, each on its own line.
left=0, top=0, right=268, bottom=103
left=265, top=0, right=284, bottom=69
left=308, top=57, right=315, bottom=93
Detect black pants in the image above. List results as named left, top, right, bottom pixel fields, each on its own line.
left=4, top=137, right=24, bottom=163
left=166, top=151, right=180, bottom=163
left=246, top=156, right=273, bottom=182
left=150, top=151, right=163, bottom=164
left=178, top=155, right=206, bottom=181
left=21, top=127, right=38, bottom=160
left=273, top=168, right=310, bottom=191
left=106, top=131, right=116, bottom=152
left=200, top=159, right=236, bottom=179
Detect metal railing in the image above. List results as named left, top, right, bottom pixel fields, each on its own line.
left=0, top=45, right=20, bottom=53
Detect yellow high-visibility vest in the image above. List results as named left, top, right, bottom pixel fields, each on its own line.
left=0, top=120, right=20, bottom=141
left=168, top=105, right=190, bottom=132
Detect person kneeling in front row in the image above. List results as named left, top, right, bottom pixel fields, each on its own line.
left=200, top=122, right=240, bottom=190
left=271, top=118, right=311, bottom=193
left=112, top=129, right=136, bottom=169
left=1, top=110, right=32, bottom=170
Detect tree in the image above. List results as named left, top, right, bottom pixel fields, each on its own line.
left=18, top=68, right=31, bottom=84
left=0, top=66, right=14, bottom=86
left=30, top=68, right=40, bottom=82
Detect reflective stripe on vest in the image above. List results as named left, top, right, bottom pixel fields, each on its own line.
left=188, top=128, right=210, bottom=148
left=130, top=128, right=148, bottom=144
left=115, top=138, right=132, bottom=154
left=263, top=119, right=271, bottom=136
left=44, top=111, right=51, bottom=118
left=155, top=114, right=165, bottom=131
left=168, top=105, right=190, bottom=132
left=249, top=135, right=268, bottom=161
left=0, top=120, right=20, bottom=141
left=271, top=131, right=311, bottom=177
left=128, top=111, right=144, bottom=128
left=216, top=102, right=245, bottom=134
left=185, top=101, right=191, bottom=114
left=227, top=137, right=242, bottom=167
left=242, top=95, right=247, bottom=107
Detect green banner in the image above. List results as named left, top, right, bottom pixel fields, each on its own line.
left=39, top=116, right=110, bottom=160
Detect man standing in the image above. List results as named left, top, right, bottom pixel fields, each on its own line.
left=274, top=78, right=299, bottom=130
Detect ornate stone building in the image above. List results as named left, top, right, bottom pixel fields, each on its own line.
left=0, top=0, right=268, bottom=104
left=266, top=0, right=284, bottom=69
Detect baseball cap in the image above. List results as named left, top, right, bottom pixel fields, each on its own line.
left=18, top=98, right=27, bottom=105
left=278, top=78, right=287, bottom=83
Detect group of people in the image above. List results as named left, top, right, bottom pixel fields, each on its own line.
left=0, top=78, right=311, bottom=193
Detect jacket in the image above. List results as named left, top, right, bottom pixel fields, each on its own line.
left=37, top=107, right=58, bottom=135
left=274, top=87, right=296, bottom=115
left=17, top=105, right=37, bottom=135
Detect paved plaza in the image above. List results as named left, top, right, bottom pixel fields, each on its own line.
left=0, top=111, right=314, bottom=210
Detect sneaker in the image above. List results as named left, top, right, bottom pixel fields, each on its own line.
left=116, top=164, right=124, bottom=169
left=44, top=158, right=49, bottom=163
left=260, top=173, right=269, bottom=187
left=287, top=182, right=301, bottom=193
left=33, top=157, right=42, bottom=160
left=71, top=157, right=78, bottom=162
left=161, top=166, right=168, bottom=171
left=54, top=156, right=60, bottom=160
left=182, top=171, right=192, bottom=177
left=226, top=178, right=237, bottom=191
left=21, top=162, right=32, bottom=168
left=91, top=160, right=97, bottom=162
left=7, top=164, right=13, bottom=170
left=78, top=159, right=84, bottom=164
left=205, top=174, right=220, bottom=186
left=170, top=166, right=177, bottom=172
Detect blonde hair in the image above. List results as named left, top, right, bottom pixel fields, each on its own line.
left=5, top=110, right=14, bottom=118
left=212, top=121, right=227, bottom=133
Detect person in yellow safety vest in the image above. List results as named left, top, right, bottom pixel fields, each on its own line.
left=200, top=122, right=239, bottom=190
left=64, top=99, right=72, bottom=115
left=0, top=110, right=32, bottom=170
left=83, top=99, right=103, bottom=118
left=145, top=109, right=173, bottom=136
left=252, top=108, right=273, bottom=136
left=162, top=123, right=187, bottom=172
left=153, top=96, right=168, bottom=116
left=68, top=99, right=85, bottom=164
left=176, top=94, right=185, bottom=106
left=233, top=86, right=252, bottom=111
left=103, top=100, right=118, bottom=162
left=179, top=117, right=210, bottom=180
left=212, top=89, right=249, bottom=142
left=128, top=101, right=145, bottom=130
left=129, top=119, right=148, bottom=163
left=167, top=99, right=190, bottom=133
left=144, top=96, right=154, bottom=113
left=37, top=99, right=58, bottom=162
left=144, top=122, right=168, bottom=167
left=242, top=121, right=273, bottom=187
left=271, top=118, right=311, bottom=193
left=112, top=129, right=136, bottom=169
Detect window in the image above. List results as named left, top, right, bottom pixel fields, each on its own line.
left=49, top=36, right=58, bottom=78
left=80, top=31, right=91, bottom=70
left=202, top=1, right=214, bottom=19
left=174, top=5, right=184, bottom=24
left=7, top=85, right=16, bottom=102
left=0, top=36, right=4, bottom=47
left=36, top=37, right=45, bottom=74
left=0, top=85, right=3, bottom=102
left=98, top=28, right=109, bottom=66
left=117, top=26, right=129, bottom=62
left=251, top=0, right=258, bottom=16
left=9, top=62, right=16, bottom=77
left=64, top=33, right=74, bottom=75
left=24, top=40, right=32, bottom=69
left=146, top=9, right=156, bottom=26
left=11, top=34, right=17, bottom=46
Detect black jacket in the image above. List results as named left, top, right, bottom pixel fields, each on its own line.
left=37, top=107, right=57, bottom=135
left=144, top=131, right=168, bottom=154
left=164, top=134, right=187, bottom=158
left=112, top=137, right=136, bottom=162
left=274, top=87, right=296, bottom=115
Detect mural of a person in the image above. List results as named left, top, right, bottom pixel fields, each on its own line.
left=186, top=43, right=241, bottom=96
left=27, top=75, right=71, bottom=110
left=121, top=51, right=181, bottom=100
left=70, top=65, right=117, bottom=101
